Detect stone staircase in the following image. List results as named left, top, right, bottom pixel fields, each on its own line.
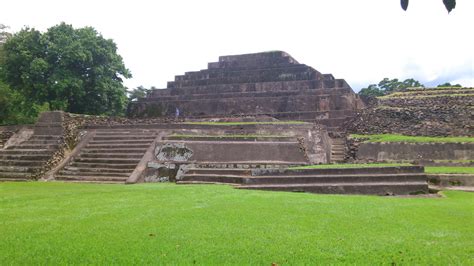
left=178, top=166, right=428, bottom=195
left=0, top=135, right=61, bottom=181
left=54, top=129, right=157, bottom=183
left=330, top=138, right=346, bottom=163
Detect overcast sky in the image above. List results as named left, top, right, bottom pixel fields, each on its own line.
left=2, top=0, right=473, bottom=91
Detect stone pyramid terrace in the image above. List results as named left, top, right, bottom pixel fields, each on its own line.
left=128, top=51, right=365, bottom=132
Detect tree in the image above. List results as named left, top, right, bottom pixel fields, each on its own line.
left=358, top=77, right=424, bottom=97
left=128, top=86, right=152, bottom=102
left=1, top=22, right=131, bottom=115
left=437, top=82, right=462, bottom=87
left=0, top=24, right=12, bottom=44
left=401, top=0, right=456, bottom=13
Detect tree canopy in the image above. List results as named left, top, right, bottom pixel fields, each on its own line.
left=358, top=78, right=424, bottom=97
left=1, top=22, right=131, bottom=116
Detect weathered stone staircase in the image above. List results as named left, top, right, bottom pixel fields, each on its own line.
left=54, top=129, right=157, bottom=183
left=179, top=166, right=428, bottom=195
left=0, top=135, right=61, bottom=181
left=330, top=138, right=346, bottom=163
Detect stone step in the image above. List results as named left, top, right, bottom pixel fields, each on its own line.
left=180, top=174, right=245, bottom=184
left=79, top=153, right=144, bottom=159
left=163, top=136, right=295, bottom=142
left=80, top=148, right=147, bottom=154
left=9, top=144, right=60, bottom=150
left=0, top=172, right=33, bottom=179
left=0, top=154, right=52, bottom=160
left=68, top=162, right=138, bottom=169
left=0, top=165, right=41, bottom=173
left=73, top=158, right=141, bottom=164
left=256, top=166, right=425, bottom=176
left=94, top=131, right=157, bottom=136
left=236, top=182, right=429, bottom=195
left=0, top=160, right=45, bottom=166
left=58, top=170, right=131, bottom=177
left=331, top=139, right=346, bottom=144
left=88, top=140, right=154, bottom=145
left=181, top=173, right=426, bottom=185
left=28, top=135, right=62, bottom=140
left=186, top=168, right=252, bottom=176
left=194, top=162, right=306, bottom=169
left=63, top=166, right=133, bottom=174
left=86, top=144, right=151, bottom=149
left=158, top=140, right=300, bottom=145
left=92, top=136, right=156, bottom=141
left=22, top=140, right=61, bottom=145
left=55, top=175, right=128, bottom=183
left=0, top=149, right=55, bottom=155
left=243, top=173, right=426, bottom=184
left=0, top=177, right=30, bottom=182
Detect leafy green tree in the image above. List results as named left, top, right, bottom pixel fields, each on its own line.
left=128, top=86, right=152, bottom=102
left=437, top=82, right=462, bottom=87
left=358, top=84, right=384, bottom=97
left=401, top=0, right=456, bottom=13
left=358, top=78, right=424, bottom=97
left=2, top=22, right=131, bottom=115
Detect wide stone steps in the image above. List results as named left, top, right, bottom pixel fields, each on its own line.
left=80, top=148, right=147, bottom=154
left=58, top=170, right=131, bottom=177
left=180, top=173, right=426, bottom=184
left=178, top=166, right=428, bottom=195
left=236, top=182, right=429, bottom=195
left=0, top=149, right=55, bottom=155
left=73, top=158, right=141, bottom=164
left=79, top=153, right=144, bottom=159
left=55, top=175, right=129, bottom=182
left=62, top=166, right=133, bottom=173
left=7, top=144, right=60, bottom=150
left=0, top=154, right=52, bottom=160
left=53, top=129, right=157, bottom=183
left=163, top=136, right=295, bottom=142
left=69, top=162, right=138, bottom=169
left=85, top=144, right=150, bottom=149
left=0, top=159, right=45, bottom=167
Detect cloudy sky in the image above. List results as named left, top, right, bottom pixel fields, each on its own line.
left=2, top=0, right=473, bottom=91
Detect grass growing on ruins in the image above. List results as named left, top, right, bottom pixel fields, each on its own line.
left=351, top=134, right=474, bottom=143
left=1, top=182, right=472, bottom=264
left=182, top=121, right=308, bottom=126
left=289, top=163, right=412, bottom=169
left=425, top=166, right=474, bottom=174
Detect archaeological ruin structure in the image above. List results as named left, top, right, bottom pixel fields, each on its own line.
left=128, top=51, right=365, bottom=132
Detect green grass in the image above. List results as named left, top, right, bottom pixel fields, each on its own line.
left=182, top=121, right=308, bottom=126
left=289, top=163, right=412, bottom=169
left=351, top=134, right=474, bottom=143
left=425, top=167, right=474, bottom=174
left=1, top=182, right=472, bottom=264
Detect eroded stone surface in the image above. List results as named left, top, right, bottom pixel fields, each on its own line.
left=155, top=143, right=194, bottom=162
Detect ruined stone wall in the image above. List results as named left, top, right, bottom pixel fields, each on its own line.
left=356, top=142, right=474, bottom=162
left=346, top=88, right=473, bottom=136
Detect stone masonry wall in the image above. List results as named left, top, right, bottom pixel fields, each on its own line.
left=346, top=89, right=473, bottom=137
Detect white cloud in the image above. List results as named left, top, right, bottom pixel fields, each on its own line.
left=2, top=0, right=473, bottom=91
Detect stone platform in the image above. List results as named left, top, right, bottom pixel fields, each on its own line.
left=128, top=51, right=364, bottom=132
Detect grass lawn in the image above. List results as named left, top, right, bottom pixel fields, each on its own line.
left=1, top=182, right=473, bottom=264
left=425, top=167, right=474, bottom=174
left=350, top=134, right=474, bottom=143
left=289, top=163, right=412, bottom=170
